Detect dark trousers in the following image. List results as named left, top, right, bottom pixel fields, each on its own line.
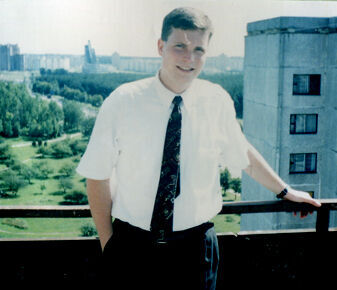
left=101, top=219, right=219, bottom=290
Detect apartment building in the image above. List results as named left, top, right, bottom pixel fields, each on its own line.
left=241, top=16, right=337, bottom=230
left=0, top=44, right=24, bottom=71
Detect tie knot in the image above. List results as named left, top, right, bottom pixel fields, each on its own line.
left=172, top=96, right=182, bottom=107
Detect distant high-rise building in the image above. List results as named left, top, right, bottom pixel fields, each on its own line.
left=83, top=40, right=101, bottom=73
left=241, top=16, right=337, bottom=231
left=84, top=40, right=97, bottom=64
left=11, top=54, right=24, bottom=71
left=0, top=45, right=11, bottom=70
left=0, top=44, right=24, bottom=71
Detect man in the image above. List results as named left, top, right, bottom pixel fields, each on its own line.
left=76, top=7, right=321, bottom=290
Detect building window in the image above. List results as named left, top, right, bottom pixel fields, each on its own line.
left=307, top=191, right=315, bottom=198
left=290, top=114, right=318, bottom=134
left=293, top=74, right=321, bottom=95
left=290, top=153, right=317, bottom=174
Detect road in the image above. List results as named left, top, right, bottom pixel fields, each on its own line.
left=11, top=132, right=82, bottom=148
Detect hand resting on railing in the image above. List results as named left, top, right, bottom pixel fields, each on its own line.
left=243, top=144, right=321, bottom=218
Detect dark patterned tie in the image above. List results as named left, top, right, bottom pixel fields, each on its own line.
left=150, top=96, right=183, bottom=241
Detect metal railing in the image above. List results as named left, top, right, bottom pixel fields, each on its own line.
left=219, top=198, right=337, bottom=232
left=0, top=198, right=336, bottom=233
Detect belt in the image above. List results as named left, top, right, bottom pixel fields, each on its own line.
left=113, top=218, right=214, bottom=245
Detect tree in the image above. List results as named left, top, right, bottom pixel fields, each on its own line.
left=37, top=145, right=52, bottom=158
left=20, top=163, right=37, bottom=184
left=62, top=190, right=88, bottom=205
left=53, top=68, right=68, bottom=75
left=15, top=163, right=37, bottom=184
left=69, top=139, right=87, bottom=156
left=46, top=101, right=64, bottom=137
left=0, top=141, right=12, bottom=164
left=0, top=81, right=64, bottom=139
left=50, top=141, right=73, bottom=158
left=28, top=101, right=63, bottom=139
left=32, top=81, right=53, bottom=95
left=81, top=116, right=96, bottom=138
left=89, top=94, right=103, bottom=107
left=220, top=168, right=231, bottom=193
left=230, top=177, right=241, bottom=200
left=62, top=100, right=84, bottom=132
left=1, top=169, right=25, bottom=196
left=60, top=86, right=86, bottom=102
left=0, top=82, right=23, bottom=137
left=58, top=177, right=73, bottom=194
left=230, top=178, right=241, bottom=193
left=48, top=101, right=64, bottom=122
left=58, top=162, right=76, bottom=177
left=32, top=160, right=54, bottom=179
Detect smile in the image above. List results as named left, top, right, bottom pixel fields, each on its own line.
left=176, top=65, right=194, bottom=72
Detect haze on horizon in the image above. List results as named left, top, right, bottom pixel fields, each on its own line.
left=0, top=0, right=336, bottom=57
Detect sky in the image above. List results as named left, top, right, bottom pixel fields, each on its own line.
left=0, top=0, right=336, bottom=57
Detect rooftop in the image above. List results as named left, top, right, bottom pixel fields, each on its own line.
left=247, top=16, right=337, bottom=35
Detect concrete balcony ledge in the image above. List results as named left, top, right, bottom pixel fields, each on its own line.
left=0, top=199, right=336, bottom=288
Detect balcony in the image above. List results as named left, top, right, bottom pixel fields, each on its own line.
left=0, top=199, right=336, bottom=288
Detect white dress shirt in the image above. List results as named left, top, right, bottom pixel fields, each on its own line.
left=76, top=73, right=250, bottom=231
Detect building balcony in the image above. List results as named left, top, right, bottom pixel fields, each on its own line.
left=0, top=199, right=336, bottom=288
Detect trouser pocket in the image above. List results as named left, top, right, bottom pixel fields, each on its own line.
left=102, top=234, right=115, bottom=256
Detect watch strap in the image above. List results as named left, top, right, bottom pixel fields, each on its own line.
left=276, top=187, right=288, bottom=199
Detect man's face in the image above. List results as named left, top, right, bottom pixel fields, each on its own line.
left=158, top=28, right=209, bottom=93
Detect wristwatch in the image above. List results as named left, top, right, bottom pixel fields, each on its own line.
left=276, top=187, right=288, bottom=199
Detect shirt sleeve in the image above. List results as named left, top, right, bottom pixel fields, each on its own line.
left=218, top=89, right=250, bottom=173
left=76, top=94, right=119, bottom=180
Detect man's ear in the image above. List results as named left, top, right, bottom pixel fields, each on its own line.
left=157, top=39, right=164, bottom=56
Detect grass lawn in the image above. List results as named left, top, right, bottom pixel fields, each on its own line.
left=0, top=217, right=96, bottom=239
left=212, top=214, right=240, bottom=234
left=212, top=191, right=241, bottom=234
left=11, top=144, right=38, bottom=162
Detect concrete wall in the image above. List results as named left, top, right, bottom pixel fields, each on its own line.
left=241, top=33, right=281, bottom=230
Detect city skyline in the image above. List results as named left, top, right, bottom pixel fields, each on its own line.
left=0, top=0, right=336, bottom=57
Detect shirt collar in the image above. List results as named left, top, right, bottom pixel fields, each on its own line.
left=153, top=70, right=194, bottom=111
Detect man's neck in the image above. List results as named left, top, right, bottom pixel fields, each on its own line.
left=158, top=70, right=192, bottom=94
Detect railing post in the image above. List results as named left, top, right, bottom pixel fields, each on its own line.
left=316, top=207, right=330, bottom=233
